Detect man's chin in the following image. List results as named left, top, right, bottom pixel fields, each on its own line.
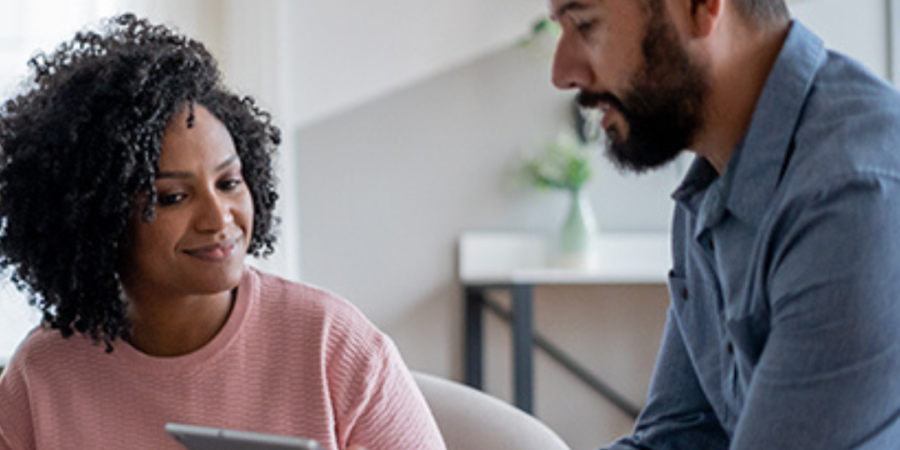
left=605, top=136, right=683, bottom=174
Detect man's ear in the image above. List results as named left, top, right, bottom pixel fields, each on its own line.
left=690, top=0, right=723, bottom=37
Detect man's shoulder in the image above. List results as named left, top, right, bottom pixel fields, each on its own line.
left=801, top=50, right=900, bottom=137
left=784, top=53, right=900, bottom=189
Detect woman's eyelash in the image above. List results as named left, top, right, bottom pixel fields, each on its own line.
left=219, top=178, right=243, bottom=190
left=157, top=192, right=186, bottom=206
left=154, top=177, right=242, bottom=206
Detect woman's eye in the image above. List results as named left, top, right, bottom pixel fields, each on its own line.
left=218, top=178, right=243, bottom=191
left=158, top=192, right=187, bottom=206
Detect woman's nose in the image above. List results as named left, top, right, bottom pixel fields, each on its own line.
left=195, top=192, right=231, bottom=232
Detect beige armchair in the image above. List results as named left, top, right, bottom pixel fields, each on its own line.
left=413, top=372, right=571, bottom=450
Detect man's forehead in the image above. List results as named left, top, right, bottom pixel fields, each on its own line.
left=550, top=0, right=656, bottom=21
left=549, top=0, right=592, bottom=20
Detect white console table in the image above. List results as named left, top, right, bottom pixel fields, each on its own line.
left=458, top=231, right=669, bottom=416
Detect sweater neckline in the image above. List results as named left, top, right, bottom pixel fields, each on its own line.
left=113, top=266, right=257, bottom=375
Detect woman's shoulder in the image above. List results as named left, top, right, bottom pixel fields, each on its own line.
left=11, top=325, right=62, bottom=360
left=249, top=268, right=382, bottom=338
left=253, top=268, right=361, bottom=313
left=4, top=325, right=97, bottom=375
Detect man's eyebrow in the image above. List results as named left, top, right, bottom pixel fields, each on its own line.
left=551, top=1, right=587, bottom=21
left=157, top=154, right=240, bottom=179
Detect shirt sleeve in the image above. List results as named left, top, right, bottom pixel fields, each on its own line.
left=603, top=306, right=729, bottom=450
left=730, top=174, right=900, bottom=448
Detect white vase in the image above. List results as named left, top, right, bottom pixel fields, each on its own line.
left=555, top=189, right=599, bottom=270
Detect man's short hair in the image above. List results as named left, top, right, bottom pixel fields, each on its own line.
left=644, top=0, right=789, bottom=27
left=733, top=0, right=790, bottom=26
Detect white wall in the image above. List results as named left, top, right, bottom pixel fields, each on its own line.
left=284, top=0, right=547, bottom=127
left=790, top=0, right=889, bottom=78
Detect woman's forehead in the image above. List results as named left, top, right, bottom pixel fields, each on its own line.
left=158, top=105, right=238, bottom=170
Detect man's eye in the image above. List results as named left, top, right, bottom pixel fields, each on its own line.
left=158, top=193, right=186, bottom=206
left=576, top=20, right=595, bottom=35
left=219, top=179, right=243, bottom=191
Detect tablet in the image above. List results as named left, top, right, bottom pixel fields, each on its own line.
left=166, top=423, right=324, bottom=450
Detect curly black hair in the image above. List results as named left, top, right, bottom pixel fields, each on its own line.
left=0, top=13, right=280, bottom=349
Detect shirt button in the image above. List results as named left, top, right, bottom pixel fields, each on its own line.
left=726, top=342, right=734, bottom=355
left=680, top=287, right=688, bottom=300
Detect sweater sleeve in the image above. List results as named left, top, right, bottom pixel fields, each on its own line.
left=323, top=306, right=445, bottom=450
left=0, top=352, right=36, bottom=450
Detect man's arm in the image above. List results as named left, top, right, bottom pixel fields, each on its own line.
left=730, top=174, right=900, bottom=448
left=605, top=305, right=729, bottom=450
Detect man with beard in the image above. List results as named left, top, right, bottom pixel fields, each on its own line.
left=552, top=0, right=900, bottom=449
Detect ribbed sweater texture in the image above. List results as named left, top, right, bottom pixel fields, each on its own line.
left=0, top=268, right=446, bottom=450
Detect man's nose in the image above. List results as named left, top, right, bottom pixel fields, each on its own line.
left=552, top=34, right=594, bottom=90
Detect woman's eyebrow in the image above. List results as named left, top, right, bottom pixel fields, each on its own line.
left=215, top=154, right=240, bottom=172
left=157, top=155, right=239, bottom=179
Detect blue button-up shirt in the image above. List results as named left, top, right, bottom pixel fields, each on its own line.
left=608, top=21, right=900, bottom=449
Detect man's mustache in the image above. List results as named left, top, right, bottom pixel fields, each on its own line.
left=577, top=90, right=629, bottom=118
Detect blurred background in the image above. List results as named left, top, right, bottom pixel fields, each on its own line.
left=0, top=0, right=893, bottom=448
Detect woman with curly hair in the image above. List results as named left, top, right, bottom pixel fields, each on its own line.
left=0, top=14, right=444, bottom=450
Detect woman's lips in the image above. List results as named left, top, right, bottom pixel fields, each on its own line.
left=183, top=238, right=239, bottom=262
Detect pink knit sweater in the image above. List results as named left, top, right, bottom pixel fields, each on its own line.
left=0, top=268, right=446, bottom=450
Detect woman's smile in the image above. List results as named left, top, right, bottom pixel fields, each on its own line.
left=183, top=235, right=242, bottom=262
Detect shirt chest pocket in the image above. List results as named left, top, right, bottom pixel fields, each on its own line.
left=669, top=271, right=764, bottom=360
left=668, top=272, right=725, bottom=339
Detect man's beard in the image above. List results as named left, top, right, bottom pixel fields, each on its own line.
left=579, top=8, right=710, bottom=173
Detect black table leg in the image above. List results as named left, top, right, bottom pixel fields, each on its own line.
left=466, top=283, right=641, bottom=419
left=464, top=287, right=484, bottom=389
left=511, top=284, right=534, bottom=413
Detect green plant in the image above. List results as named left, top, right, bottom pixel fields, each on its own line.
left=517, top=16, right=561, bottom=47
left=521, top=130, right=594, bottom=192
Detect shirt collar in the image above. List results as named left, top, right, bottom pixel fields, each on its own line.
left=672, top=21, right=826, bottom=235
